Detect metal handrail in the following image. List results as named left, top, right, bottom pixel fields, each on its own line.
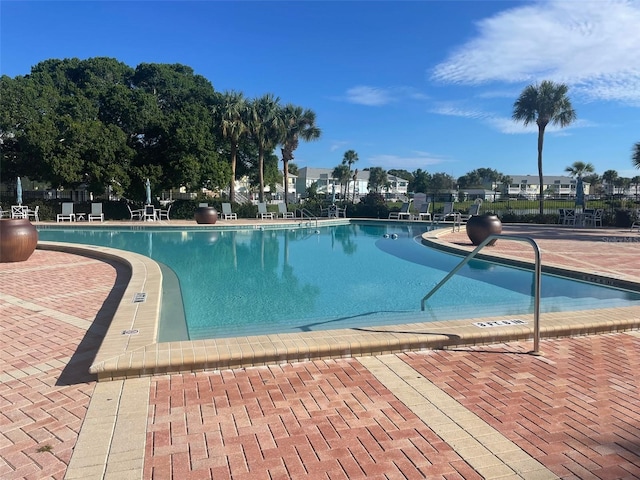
left=421, top=234, right=542, bottom=355
left=296, top=208, right=318, bottom=228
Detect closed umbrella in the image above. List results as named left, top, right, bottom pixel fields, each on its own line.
left=331, top=184, right=336, bottom=204
left=145, top=178, right=152, bottom=205
left=575, top=177, right=584, bottom=207
left=16, top=177, right=22, bottom=206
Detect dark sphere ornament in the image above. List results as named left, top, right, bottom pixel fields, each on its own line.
left=466, top=214, right=502, bottom=246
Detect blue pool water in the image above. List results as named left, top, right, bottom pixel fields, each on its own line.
left=38, top=223, right=640, bottom=341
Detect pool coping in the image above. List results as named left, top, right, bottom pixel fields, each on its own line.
left=39, top=223, right=640, bottom=381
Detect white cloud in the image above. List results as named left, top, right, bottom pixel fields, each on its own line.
left=341, top=85, right=430, bottom=106
left=432, top=0, right=640, bottom=104
left=367, top=152, right=447, bottom=170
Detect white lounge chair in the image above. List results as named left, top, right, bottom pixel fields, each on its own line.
left=256, top=202, right=274, bottom=219
left=158, top=204, right=171, bottom=221
left=417, top=203, right=431, bottom=221
left=277, top=203, right=294, bottom=218
left=221, top=203, right=237, bottom=220
left=57, top=202, right=76, bottom=222
left=128, top=204, right=143, bottom=221
left=88, top=203, right=104, bottom=222
left=388, top=201, right=412, bottom=220
left=433, top=202, right=457, bottom=222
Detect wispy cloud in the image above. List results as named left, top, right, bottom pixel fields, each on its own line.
left=367, top=151, right=447, bottom=170
left=340, top=85, right=430, bottom=106
left=431, top=0, right=640, bottom=104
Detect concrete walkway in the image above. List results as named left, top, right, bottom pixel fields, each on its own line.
left=2, top=223, right=640, bottom=479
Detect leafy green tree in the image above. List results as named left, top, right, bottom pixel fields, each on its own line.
left=409, top=169, right=430, bottom=193
left=430, top=172, right=457, bottom=193
left=288, top=162, right=298, bottom=175
left=513, top=80, right=577, bottom=214
left=279, top=104, right=321, bottom=205
left=388, top=169, right=413, bottom=182
left=367, top=166, right=388, bottom=193
left=212, top=91, right=250, bottom=203
left=583, top=173, right=602, bottom=196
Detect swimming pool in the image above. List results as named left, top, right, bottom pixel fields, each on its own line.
left=38, top=223, right=640, bottom=341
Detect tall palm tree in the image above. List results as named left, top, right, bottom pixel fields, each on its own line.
left=602, top=169, right=619, bottom=195
left=332, top=164, right=350, bottom=199
left=249, top=93, right=281, bottom=202
left=279, top=104, right=321, bottom=205
left=513, top=80, right=576, bottom=214
left=341, top=150, right=359, bottom=202
left=212, top=91, right=250, bottom=203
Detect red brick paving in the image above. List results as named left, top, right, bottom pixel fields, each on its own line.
left=4, top=225, right=640, bottom=479
left=0, top=250, right=126, bottom=480
left=144, top=360, right=481, bottom=479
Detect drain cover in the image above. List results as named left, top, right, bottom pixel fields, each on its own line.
left=122, top=329, right=139, bottom=335
left=132, top=293, right=147, bottom=303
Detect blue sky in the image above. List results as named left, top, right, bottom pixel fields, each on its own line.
left=2, top=0, right=640, bottom=180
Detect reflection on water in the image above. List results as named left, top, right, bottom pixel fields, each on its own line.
left=38, top=223, right=640, bottom=340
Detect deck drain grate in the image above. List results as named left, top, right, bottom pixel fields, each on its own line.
left=132, top=292, right=147, bottom=303
left=473, top=319, right=527, bottom=328
left=122, top=329, right=139, bottom=335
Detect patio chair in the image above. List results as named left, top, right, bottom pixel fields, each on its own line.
left=277, top=203, right=294, bottom=218
left=57, top=202, right=76, bottom=222
left=417, top=203, right=431, bottom=221
left=26, top=205, right=39, bottom=222
left=127, top=204, right=143, bottom=221
left=88, top=203, right=104, bottom=222
left=158, top=204, right=171, bottom=221
left=256, top=202, right=274, bottom=219
left=0, top=206, right=8, bottom=218
left=144, top=204, right=157, bottom=221
left=560, top=208, right=576, bottom=226
left=584, top=208, right=603, bottom=228
left=11, top=205, right=28, bottom=219
left=460, top=203, right=481, bottom=222
left=388, top=201, right=412, bottom=220
left=433, top=202, right=457, bottom=222
left=221, top=202, right=237, bottom=220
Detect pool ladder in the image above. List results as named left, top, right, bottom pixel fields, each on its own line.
left=421, top=234, right=542, bottom=355
left=296, top=208, right=319, bottom=228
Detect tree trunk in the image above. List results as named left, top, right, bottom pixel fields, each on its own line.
left=537, top=123, right=546, bottom=216
left=258, top=146, right=265, bottom=203
left=230, top=143, right=237, bottom=203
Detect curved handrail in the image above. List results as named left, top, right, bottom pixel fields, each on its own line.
left=421, top=234, right=542, bottom=355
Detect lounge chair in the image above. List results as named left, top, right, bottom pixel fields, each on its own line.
left=277, top=203, right=294, bottom=218
left=460, top=203, right=481, bottom=221
left=221, top=203, right=237, bottom=220
left=256, top=202, right=274, bottom=219
left=26, top=205, right=39, bottom=222
left=127, top=204, right=143, bottom=221
left=388, top=201, right=412, bottom=220
left=88, top=203, right=104, bottom=222
left=57, top=202, right=76, bottom=222
left=417, top=203, right=431, bottom=221
left=158, top=204, right=171, bottom=221
left=433, top=202, right=457, bottom=222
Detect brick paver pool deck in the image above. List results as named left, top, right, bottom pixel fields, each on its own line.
left=2, top=220, right=640, bottom=479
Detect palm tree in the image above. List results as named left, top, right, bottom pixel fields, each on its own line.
left=279, top=104, right=321, bottom=205
left=602, top=169, right=619, bottom=195
left=332, top=164, right=350, bottom=199
left=341, top=150, right=359, bottom=201
left=564, top=161, right=594, bottom=179
left=249, top=93, right=281, bottom=202
left=631, top=175, right=640, bottom=201
left=212, top=91, right=250, bottom=203
left=513, top=80, right=577, bottom=214
left=633, top=142, right=640, bottom=169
